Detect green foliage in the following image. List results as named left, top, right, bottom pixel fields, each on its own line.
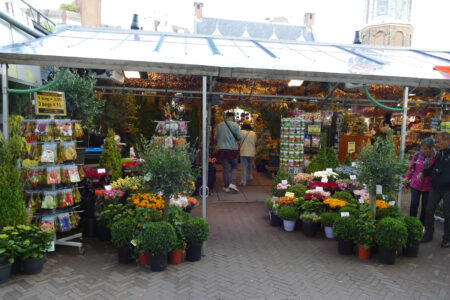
left=271, top=169, right=293, bottom=197
left=326, top=147, right=339, bottom=169
left=9, top=225, right=53, bottom=259
left=0, top=231, right=15, bottom=264
left=302, top=199, right=325, bottom=214
left=103, top=94, right=140, bottom=135
left=259, top=105, right=287, bottom=139
left=374, top=217, right=408, bottom=249
left=332, top=191, right=355, bottom=202
left=0, top=134, right=27, bottom=228
left=142, top=221, right=176, bottom=255
left=338, top=206, right=359, bottom=217
left=49, top=69, right=104, bottom=133
left=183, top=217, right=210, bottom=244
left=375, top=205, right=403, bottom=220
left=320, top=212, right=339, bottom=227
left=287, top=183, right=307, bottom=198
left=278, top=206, right=300, bottom=221
left=135, top=207, right=163, bottom=225
left=333, top=216, right=357, bottom=241
left=340, top=113, right=350, bottom=133
left=111, top=218, right=136, bottom=249
left=99, top=129, right=122, bottom=181
left=167, top=205, right=191, bottom=250
left=403, top=216, right=423, bottom=244
left=97, top=203, right=134, bottom=229
left=355, top=205, right=376, bottom=250
left=187, top=105, right=200, bottom=147
left=356, top=137, right=405, bottom=198
left=306, top=134, right=334, bottom=173
left=265, top=198, right=274, bottom=211
left=343, top=155, right=352, bottom=166
left=300, top=213, right=321, bottom=224
left=60, top=3, right=79, bottom=12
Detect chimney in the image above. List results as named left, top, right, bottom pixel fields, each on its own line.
left=353, top=31, right=362, bottom=44
left=194, top=2, right=203, bottom=19
left=304, top=12, right=315, bottom=30
left=130, top=14, right=139, bottom=30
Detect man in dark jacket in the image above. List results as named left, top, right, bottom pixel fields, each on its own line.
left=418, top=132, right=450, bottom=247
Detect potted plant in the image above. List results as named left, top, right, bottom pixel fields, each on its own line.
left=167, top=206, right=191, bottom=265
left=374, top=217, right=408, bottom=265
left=278, top=206, right=299, bottom=232
left=300, top=213, right=321, bottom=237
left=320, top=212, right=339, bottom=239
left=99, top=129, right=122, bottom=182
left=403, top=216, right=423, bottom=258
left=15, top=225, right=53, bottom=275
left=269, top=202, right=283, bottom=227
left=0, top=231, right=15, bottom=284
left=355, top=206, right=376, bottom=259
left=142, top=221, right=176, bottom=271
left=183, top=218, right=209, bottom=262
left=134, top=207, right=163, bottom=265
left=270, top=169, right=293, bottom=197
left=97, top=203, right=134, bottom=241
left=265, top=198, right=274, bottom=221
left=333, top=216, right=357, bottom=255
left=111, top=218, right=136, bottom=264
left=287, top=183, right=307, bottom=198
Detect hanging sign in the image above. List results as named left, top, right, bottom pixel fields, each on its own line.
left=35, top=90, right=66, bottom=116
left=307, top=125, right=321, bottom=135
left=348, top=141, right=356, bottom=154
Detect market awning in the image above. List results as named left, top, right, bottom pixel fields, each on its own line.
left=0, top=26, right=449, bottom=88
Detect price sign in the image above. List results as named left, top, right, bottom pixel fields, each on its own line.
left=359, top=198, right=364, bottom=204
left=104, top=185, right=112, bottom=191
left=350, top=175, right=356, bottom=180
left=285, top=192, right=295, bottom=198
left=351, top=162, right=356, bottom=167
left=321, top=177, right=328, bottom=183
left=281, top=180, right=288, bottom=185
left=376, top=185, right=383, bottom=194
left=98, top=168, right=106, bottom=174
left=315, top=186, right=324, bottom=192
left=389, top=201, right=396, bottom=206
left=348, top=141, right=355, bottom=154
left=35, top=90, right=66, bottom=116
left=341, top=212, right=350, bottom=217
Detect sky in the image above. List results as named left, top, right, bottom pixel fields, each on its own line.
left=27, top=0, right=450, bottom=50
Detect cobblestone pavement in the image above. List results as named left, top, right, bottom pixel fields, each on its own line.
left=1, top=200, right=449, bottom=300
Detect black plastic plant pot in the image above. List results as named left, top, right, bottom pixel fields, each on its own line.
left=186, top=243, right=203, bottom=262
left=117, top=247, right=133, bottom=264
left=96, top=223, right=111, bottom=241
left=150, top=253, right=168, bottom=271
left=404, top=242, right=419, bottom=258
left=378, top=245, right=396, bottom=264
left=11, top=258, right=22, bottom=275
left=338, top=239, right=354, bottom=255
left=0, top=263, right=12, bottom=284
left=302, top=221, right=318, bottom=237
left=23, top=257, right=45, bottom=275
left=270, top=213, right=283, bottom=227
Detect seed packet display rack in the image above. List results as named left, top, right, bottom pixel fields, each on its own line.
left=20, top=117, right=85, bottom=254
left=280, top=117, right=307, bottom=175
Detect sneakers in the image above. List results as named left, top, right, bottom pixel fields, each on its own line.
left=441, top=240, right=450, bottom=248
left=421, top=233, right=433, bottom=243
left=228, top=184, right=239, bottom=193
left=223, top=187, right=230, bottom=193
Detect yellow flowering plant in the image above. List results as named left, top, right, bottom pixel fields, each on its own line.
left=110, top=176, right=144, bottom=192
left=128, top=193, right=164, bottom=212
left=323, top=198, right=347, bottom=209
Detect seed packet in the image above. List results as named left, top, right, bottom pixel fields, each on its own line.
left=35, top=119, right=53, bottom=136
left=40, top=216, right=56, bottom=232
left=41, top=143, right=58, bottom=163
left=47, top=166, right=61, bottom=185
left=57, top=213, right=72, bottom=232
left=61, top=189, right=74, bottom=207
left=179, top=121, right=187, bottom=135
left=70, top=213, right=80, bottom=229
left=28, top=142, right=41, bottom=160
left=68, top=165, right=80, bottom=183
left=27, top=167, right=41, bottom=188
left=60, top=141, right=77, bottom=161
left=78, top=166, right=85, bottom=181
left=41, top=191, right=57, bottom=209
left=72, top=188, right=81, bottom=203
left=155, top=121, right=166, bottom=135
left=60, top=165, right=70, bottom=184
left=312, top=136, right=320, bottom=148
left=74, top=122, right=84, bottom=138
left=19, top=119, right=30, bottom=136
left=54, top=119, right=72, bottom=137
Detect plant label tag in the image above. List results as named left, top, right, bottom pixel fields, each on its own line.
left=281, top=180, right=288, bottom=185
left=351, top=162, right=356, bottom=167
left=359, top=198, right=364, bottom=204
left=341, top=212, right=350, bottom=217
left=48, top=241, right=55, bottom=252
left=104, top=185, right=112, bottom=191
left=389, top=201, right=396, bottom=206
left=316, top=186, right=324, bottom=192
left=350, top=175, right=357, bottom=180
left=130, top=239, right=137, bottom=246
left=285, top=192, right=295, bottom=198
left=382, top=195, right=387, bottom=200
left=326, top=168, right=333, bottom=172
left=98, top=168, right=106, bottom=174
left=376, top=185, right=383, bottom=194
left=321, top=177, right=328, bottom=183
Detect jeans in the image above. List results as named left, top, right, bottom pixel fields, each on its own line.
left=424, top=188, right=450, bottom=242
left=409, top=187, right=428, bottom=224
left=222, top=157, right=238, bottom=188
left=240, top=156, right=253, bottom=186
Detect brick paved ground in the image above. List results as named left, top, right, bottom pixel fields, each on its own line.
left=1, top=169, right=449, bottom=299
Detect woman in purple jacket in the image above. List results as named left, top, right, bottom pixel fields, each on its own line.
left=405, top=138, right=437, bottom=224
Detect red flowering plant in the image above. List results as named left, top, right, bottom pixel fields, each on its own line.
left=304, top=194, right=324, bottom=201
left=308, top=181, right=340, bottom=191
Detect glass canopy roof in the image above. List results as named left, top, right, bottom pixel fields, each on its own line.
left=0, top=26, right=449, bottom=88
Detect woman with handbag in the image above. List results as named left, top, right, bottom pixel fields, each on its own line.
left=239, top=121, right=257, bottom=186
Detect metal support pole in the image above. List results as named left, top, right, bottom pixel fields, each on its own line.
left=202, top=76, right=207, bottom=221
left=2, top=64, right=9, bottom=141
left=397, top=86, right=409, bottom=206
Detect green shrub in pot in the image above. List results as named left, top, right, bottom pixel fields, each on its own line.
left=143, top=221, right=176, bottom=255
left=14, top=225, right=53, bottom=259
left=300, top=213, right=321, bottom=224
left=333, top=216, right=357, bottom=241
left=374, top=217, right=408, bottom=249
left=403, top=216, right=423, bottom=245
left=320, top=212, right=339, bottom=227
left=111, top=218, right=136, bottom=249
left=265, top=198, right=274, bottom=211
left=278, top=206, right=299, bottom=221
left=287, top=184, right=307, bottom=198
left=183, top=218, right=210, bottom=245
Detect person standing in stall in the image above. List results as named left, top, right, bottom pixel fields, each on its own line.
left=215, top=112, right=242, bottom=193
left=239, top=120, right=257, bottom=186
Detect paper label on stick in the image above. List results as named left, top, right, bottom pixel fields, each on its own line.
left=382, top=195, right=387, bottom=200
left=376, top=185, right=383, bottom=194
left=315, top=186, right=324, bottom=192
left=359, top=198, right=364, bottom=204
left=341, top=212, right=350, bottom=217
left=351, top=162, right=356, bottom=167
left=350, top=175, right=356, bottom=180
left=104, top=185, right=112, bottom=191
left=321, top=177, right=328, bottom=183
left=389, top=201, right=396, bottom=206
left=97, top=168, right=106, bottom=174
left=281, top=180, right=288, bottom=185
left=285, top=192, right=295, bottom=198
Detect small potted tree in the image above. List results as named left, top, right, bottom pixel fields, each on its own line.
left=278, top=206, right=299, bottom=232
left=403, top=216, right=423, bottom=258
left=167, top=206, right=191, bottom=264
left=0, top=232, right=15, bottom=283
left=355, top=205, right=376, bottom=259
left=143, top=221, right=177, bottom=271
left=300, top=213, right=321, bottom=237
left=16, top=225, right=53, bottom=275
left=320, top=212, right=339, bottom=239
left=111, top=218, right=136, bottom=264
left=183, top=218, right=209, bottom=262
left=99, top=129, right=122, bottom=182
left=374, top=217, right=408, bottom=265
left=333, top=216, right=357, bottom=255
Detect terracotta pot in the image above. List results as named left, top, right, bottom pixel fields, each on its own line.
left=169, top=249, right=183, bottom=264
left=358, top=244, right=371, bottom=259
left=138, top=252, right=150, bottom=265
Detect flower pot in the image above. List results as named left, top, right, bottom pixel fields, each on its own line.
left=338, top=239, right=354, bottom=255
left=186, top=243, right=202, bottom=262
left=283, top=220, right=296, bottom=232
left=0, top=263, right=12, bottom=284
left=117, top=247, right=133, bottom=264
left=138, top=252, right=150, bottom=265
left=324, top=226, right=334, bottom=239
left=150, top=253, right=168, bottom=272
left=11, top=258, right=22, bottom=275
left=96, top=223, right=111, bottom=241
left=269, top=212, right=283, bottom=227
left=404, top=242, right=419, bottom=258
left=358, top=244, right=371, bottom=259
left=169, top=249, right=183, bottom=264
left=302, top=221, right=318, bottom=237
left=23, top=257, right=45, bottom=275
left=378, top=245, right=396, bottom=265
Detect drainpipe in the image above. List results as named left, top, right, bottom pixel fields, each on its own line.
left=2, top=64, right=9, bottom=140
left=0, top=10, right=45, bottom=38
